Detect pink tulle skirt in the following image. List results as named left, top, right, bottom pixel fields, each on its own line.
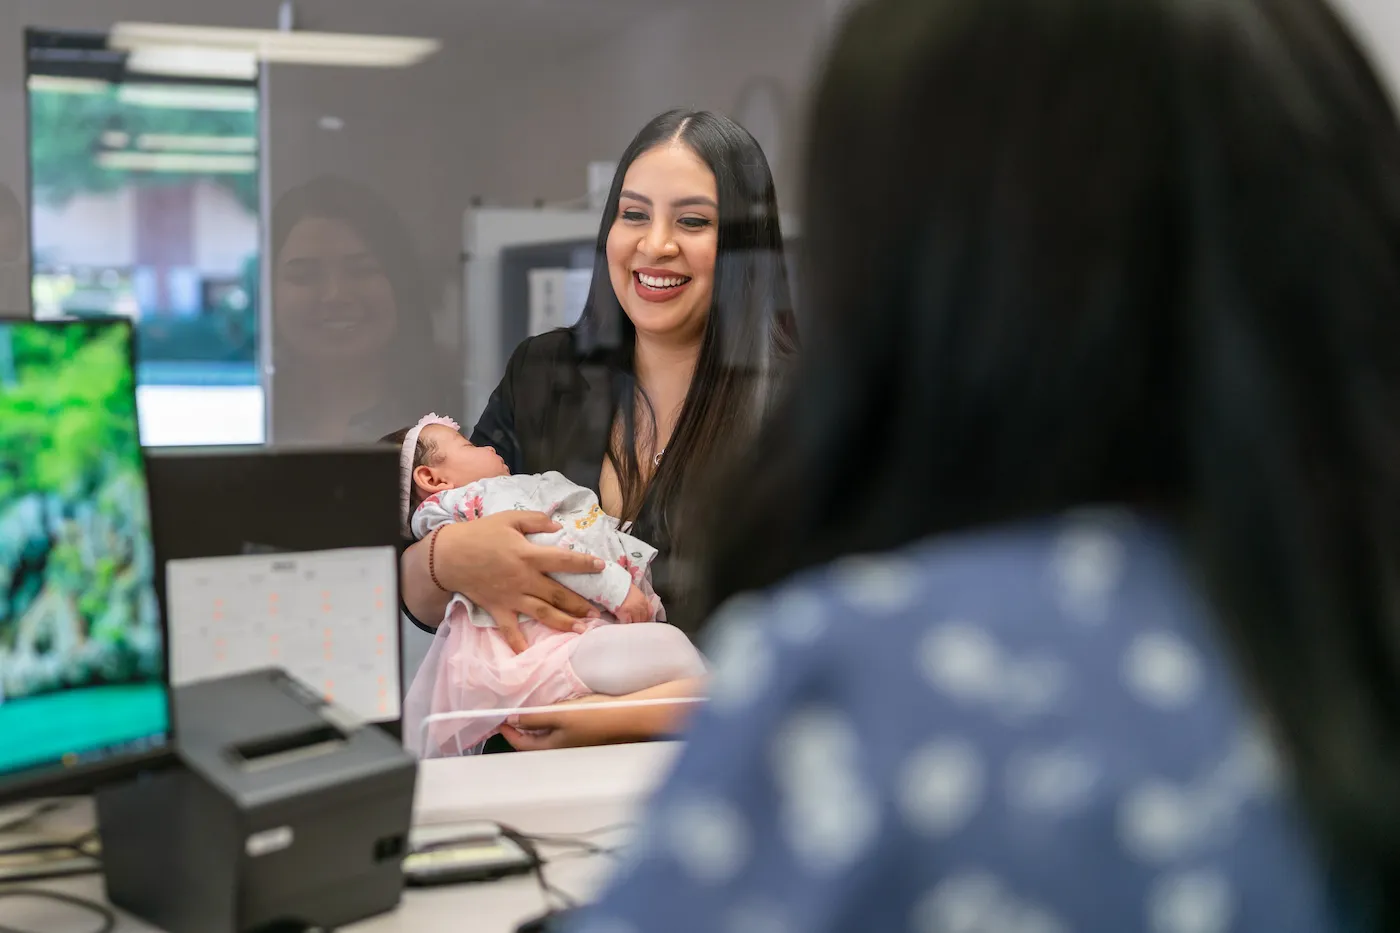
left=403, top=599, right=606, bottom=757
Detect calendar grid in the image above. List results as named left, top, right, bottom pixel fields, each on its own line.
left=166, top=547, right=400, bottom=722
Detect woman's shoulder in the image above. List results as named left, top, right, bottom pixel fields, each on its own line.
left=506, top=328, right=581, bottom=370
left=683, top=513, right=1337, bottom=933
left=734, top=509, right=1183, bottom=632
left=499, top=329, right=597, bottom=404
left=702, top=510, right=1207, bottom=731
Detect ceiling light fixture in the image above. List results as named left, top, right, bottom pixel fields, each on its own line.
left=109, top=22, right=440, bottom=69
left=27, top=75, right=107, bottom=95
left=126, top=46, right=259, bottom=81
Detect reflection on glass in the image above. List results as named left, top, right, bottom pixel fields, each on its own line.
left=25, top=29, right=263, bottom=446
left=270, top=176, right=449, bottom=445
left=0, top=185, right=26, bottom=318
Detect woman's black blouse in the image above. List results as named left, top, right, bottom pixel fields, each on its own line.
left=403, top=328, right=674, bottom=631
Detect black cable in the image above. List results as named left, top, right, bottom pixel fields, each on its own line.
left=0, top=888, right=115, bottom=933
left=516, top=822, right=635, bottom=861
left=0, top=803, right=63, bottom=837
left=496, top=826, right=576, bottom=911
left=525, top=835, right=621, bottom=854
left=0, top=828, right=102, bottom=884
left=523, top=822, right=635, bottom=842
left=0, top=834, right=97, bottom=860
left=525, top=837, right=618, bottom=860
left=0, top=861, right=101, bottom=885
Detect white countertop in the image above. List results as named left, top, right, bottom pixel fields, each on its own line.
left=0, top=742, right=681, bottom=933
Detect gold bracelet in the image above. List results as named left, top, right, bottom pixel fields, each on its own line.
left=427, top=526, right=448, bottom=592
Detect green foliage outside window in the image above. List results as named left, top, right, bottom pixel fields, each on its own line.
left=28, top=84, right=258, bottom=211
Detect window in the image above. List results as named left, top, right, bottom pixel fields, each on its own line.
left=26, top=29, right=264, bottom=446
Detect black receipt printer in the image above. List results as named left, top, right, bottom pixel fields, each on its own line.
left=96, top=669, right=418, bottom=933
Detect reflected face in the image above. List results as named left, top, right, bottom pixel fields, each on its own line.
left=274, top=217, right=398, bottom=362
left=605, top=143, right=719, bottom=346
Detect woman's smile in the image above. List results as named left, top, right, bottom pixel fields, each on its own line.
left=632, top=267, right=695, bottom=302
left=606, top=143, right=719, bottom=343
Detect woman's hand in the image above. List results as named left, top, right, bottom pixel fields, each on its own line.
left=403, top=511, right=605, bottom=652
left=498, top=678, right=707, bottom=751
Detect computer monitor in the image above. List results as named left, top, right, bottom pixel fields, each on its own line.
left=0, top=319, right=172, bottom=804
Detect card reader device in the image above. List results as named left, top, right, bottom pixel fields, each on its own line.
left=95, top=669, right=417, bottom=933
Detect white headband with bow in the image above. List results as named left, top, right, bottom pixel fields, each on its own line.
left=399, top=412, right=461, bottom=534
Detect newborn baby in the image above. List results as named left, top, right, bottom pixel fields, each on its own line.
left=395, top=413, right=706, bottom=757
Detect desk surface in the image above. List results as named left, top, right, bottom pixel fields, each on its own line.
left=0, top=742, right=680, bottom=933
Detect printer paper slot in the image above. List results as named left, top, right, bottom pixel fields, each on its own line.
left=230, top=724, right=346, bottom=772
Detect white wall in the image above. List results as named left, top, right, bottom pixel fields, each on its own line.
left=474, top=0, right=827, bottom=212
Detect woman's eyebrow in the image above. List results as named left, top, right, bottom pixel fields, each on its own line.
left=620, top=189, right=718, bottom=210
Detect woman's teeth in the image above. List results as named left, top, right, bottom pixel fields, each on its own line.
left=637, top=272, right=691, bottom=289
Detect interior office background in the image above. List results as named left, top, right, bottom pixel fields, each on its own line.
left=0, top=0, right=1395, bottom=444
left=0, top=0, right=1394, bottom=814
left=0, top=0, right=850, bottom=451
left=0, top=0, right=1395, bottom=714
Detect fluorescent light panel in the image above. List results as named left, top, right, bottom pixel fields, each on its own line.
left=126, top=46, right=258, bottom=81
left=110, top=22, right=440, bottom=68
left=27, top=75, right=107, bottom=95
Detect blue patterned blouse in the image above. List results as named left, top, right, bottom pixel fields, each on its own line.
left=566, top=511, right=1341, bottom=933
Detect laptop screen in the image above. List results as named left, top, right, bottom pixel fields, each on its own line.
left=0, top=320, right=170, bottom=787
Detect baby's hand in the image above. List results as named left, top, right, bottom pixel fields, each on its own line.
left=616, top=585, right=654, bottom=623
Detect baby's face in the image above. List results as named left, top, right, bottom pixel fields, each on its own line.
left=420, top=424, right=510, bottom=486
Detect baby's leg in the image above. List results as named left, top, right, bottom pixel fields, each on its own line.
left=568, top=623, right=707, bottom=697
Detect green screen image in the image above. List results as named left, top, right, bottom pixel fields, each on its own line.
left=0, top=321, right=168, bottom=778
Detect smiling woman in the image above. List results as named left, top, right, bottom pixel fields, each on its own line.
left=599, top=140, right=723, bottom=515
left=398, top=109, right=796, bottom=753
left=581, top=111, right=798, bottom=564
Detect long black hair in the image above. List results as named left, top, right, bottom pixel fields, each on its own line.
left=576, top=110, right=796, bottom=583
left=708, top=0, right=1400, bottom=917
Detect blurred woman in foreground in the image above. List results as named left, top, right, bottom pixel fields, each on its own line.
left=569, top=0, right=1400, bottom=929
